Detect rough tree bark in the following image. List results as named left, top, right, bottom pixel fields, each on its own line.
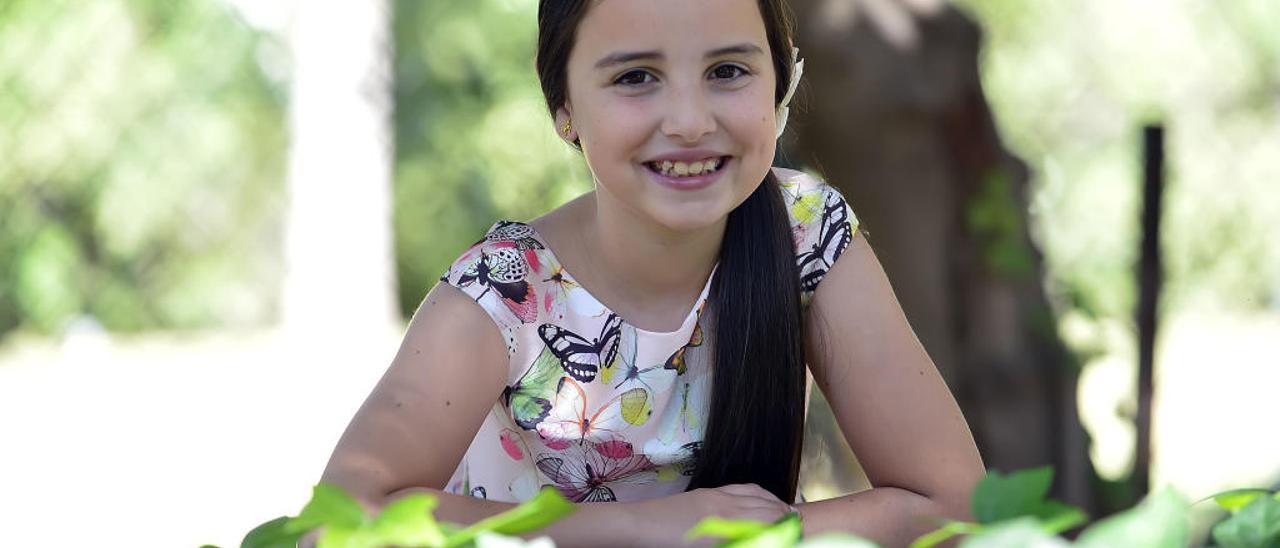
left=790, top=0, right=1098, bottom=513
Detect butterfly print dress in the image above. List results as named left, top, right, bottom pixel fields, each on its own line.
left=440, top=167, right=859, bottom=503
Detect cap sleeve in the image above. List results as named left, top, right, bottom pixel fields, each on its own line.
left=439, top=221, right=546, bottom=356
left=774, top=168, right=860, bottom=306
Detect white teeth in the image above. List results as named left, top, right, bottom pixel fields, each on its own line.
left=652, top=157, right=723, bottom=177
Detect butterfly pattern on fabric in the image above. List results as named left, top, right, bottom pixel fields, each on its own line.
left=788, top=177, right=860, bottom=299
left=795, top=186, right=855, bottom=294
left=541, top=265, right=606, bottom=320
left=496, top=428, right=546, bottom=500
left=445, top=459, right=490, bottom=500
left=502, top=346, right=565, bottom=430
left=440, top=168, right=857, bottom=504
left=454, top=245, right=539, bottom=324
left=663, top=312, right=705, bottom=376
left=644, top=366, right=709, bottom=471
left=612, top=324, right=673, bottom=400
left=486, top=220, right=545, bottom=251
left=538, top=314, right=623, bottom=383
left=535, top=377, right=652, bottom=447
left=655, top=441, right=702, bottom=481
left=535, top=440, right=658, bottom=503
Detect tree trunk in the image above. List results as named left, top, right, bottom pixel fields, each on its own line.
left=790, top=0, right=1097, bottom=513
left=282, top=1, right=399, bottom=340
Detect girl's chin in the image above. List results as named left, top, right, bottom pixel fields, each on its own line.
left=642, top=197, right=737, bottom=234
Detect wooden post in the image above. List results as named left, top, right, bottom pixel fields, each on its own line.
left=1135, top=124, right=1164, bottom=498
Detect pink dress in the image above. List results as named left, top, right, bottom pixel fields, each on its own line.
left=440, top=167, right=858, bottom=503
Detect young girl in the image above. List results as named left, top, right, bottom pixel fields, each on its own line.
left=320, top=0, right=984, bottom=545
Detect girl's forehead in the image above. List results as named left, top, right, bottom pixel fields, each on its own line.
left=574, top=0, right=769, bottom=57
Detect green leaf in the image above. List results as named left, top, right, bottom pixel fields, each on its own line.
left=447, top=488, right=576, bottom=547
left=686, top=517, right=771, bottom=542
left=958, top=518, right=1071, bottom=548
left=909, top=521, right=981, bottom=548
left=1207, top=489, right=1274, bottom=513
left=1076, top=488, right=1189, bottom=548
left=1033, top=500, right=1088, bottom=534
left=371, top=494, right=448, bottom=547
left=685, top=514, right=805, bottom=547
left=240, top=516, right=305, bottom=548
left=910, top=500, right=1083, bottom=548
left=724, top=513, right=804, bottom=548
left=286, top=483, right=369, bottom=534
left=318, top=526, right=380, bottom=548
left=971, top=467, right=1055, bottom=524
left=1212, top=494, right=1280, bottom=548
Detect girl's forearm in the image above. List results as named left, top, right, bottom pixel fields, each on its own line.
left=383, top=487, right=649, bottom=548
left=795, top=486, right=969, bottom=547
left=385, top=486, right=516, bottom=526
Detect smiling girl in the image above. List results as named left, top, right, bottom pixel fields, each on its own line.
left=320, top=0, right=984, bottom=545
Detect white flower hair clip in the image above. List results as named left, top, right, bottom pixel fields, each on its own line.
left=775, top=46, right=804, bottom=139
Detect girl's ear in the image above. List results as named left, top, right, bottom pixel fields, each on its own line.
left=554, top=104, right=577, bottom=145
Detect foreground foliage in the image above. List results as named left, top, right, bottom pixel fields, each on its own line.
left=222, top=467, right=1279, bottom=548
left=231, top=485, right=573, bottom=548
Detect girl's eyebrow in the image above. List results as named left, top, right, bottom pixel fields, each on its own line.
left=593, top=43, right=765, bottom=70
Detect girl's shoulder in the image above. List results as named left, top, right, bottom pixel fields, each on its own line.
left=771, top=166, right=854, bottom=215
left=770, top=167, right=861, bottom=302
left=438, top=220, right=550, bottom=356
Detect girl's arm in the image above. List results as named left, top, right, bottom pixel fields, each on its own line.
left=319, top=283, right=643, bottom=544
left=319, top=282, right=511, bottom=514
left=798, top=231, right=986, bottom=546
left=384, top=482, right=792, bottom=547
left=318, top=283, right=787, bottom=547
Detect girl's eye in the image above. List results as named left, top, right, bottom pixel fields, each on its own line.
left=710, top=64, right=749, bottom=81
left=614, top=70, right=655, bottom=87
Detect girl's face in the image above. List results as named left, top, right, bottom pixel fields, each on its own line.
left=561, top=0, right=779, bottom=233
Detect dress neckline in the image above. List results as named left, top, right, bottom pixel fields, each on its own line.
left=513, top=220, right=714, bottom=339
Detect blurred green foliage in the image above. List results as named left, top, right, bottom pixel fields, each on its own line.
left=966, top=167, right=1035, bottom=281
left=954, top=0, right=1280, bottom=327
left=391, top=0, right=590, bottom=317
left=237, top=483, right=576, bottom=548
left=0, top=0, right=287, bottom=340
left=3, top=0, right=1275, bottom=344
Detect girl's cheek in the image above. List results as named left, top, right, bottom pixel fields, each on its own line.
left=723, top=89, right=776, bottom=132
left=594, top=98, right=653, bottom=144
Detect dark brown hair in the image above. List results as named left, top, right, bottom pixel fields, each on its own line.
left=535, top=0, right=805, bottom=503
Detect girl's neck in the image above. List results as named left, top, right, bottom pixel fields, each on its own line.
left=570, top=190, right=723, bottom=331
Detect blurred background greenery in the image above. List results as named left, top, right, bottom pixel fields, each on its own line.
left=960, top=0, right=1280, bottom=327
left=0, top=0, right=1276, bottom=546
left=5, top=0, right=1274, bottom=343
left=0, top=0, right=288, bottom=336
left=390, top=0, right=591, bottom=316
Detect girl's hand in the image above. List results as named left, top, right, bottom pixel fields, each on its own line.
left=624, top=483, right=793, bottom=546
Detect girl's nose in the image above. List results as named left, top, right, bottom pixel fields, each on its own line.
left=660, top=84, right=716, bottom=144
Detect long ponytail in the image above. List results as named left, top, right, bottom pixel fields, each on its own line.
left=687, top=170, right=806, bottom=502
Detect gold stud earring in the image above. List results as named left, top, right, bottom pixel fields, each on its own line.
left=561, top=119, right=573, bottom=137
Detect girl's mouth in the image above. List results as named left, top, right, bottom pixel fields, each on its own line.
left=641, top=156, right=732, bottom=191
left=643, top=156, right=728, bottom=178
